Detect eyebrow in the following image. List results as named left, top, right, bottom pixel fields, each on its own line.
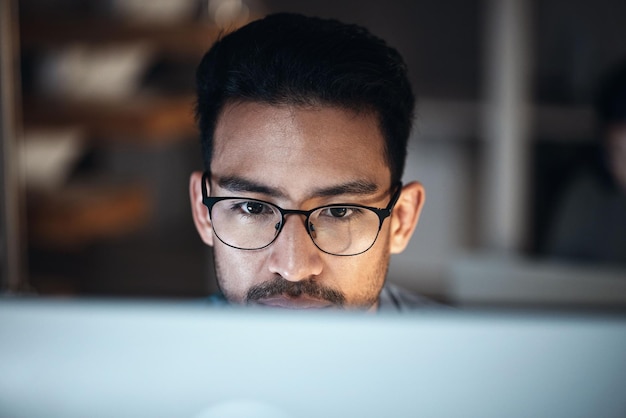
left=217, top=176, right=285, bottom=198
left=215, top=175, right=379, bottom=199
left=312, top=180, right=379, bottom=197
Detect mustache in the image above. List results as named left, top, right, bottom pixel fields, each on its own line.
left=245, top=277, right=346, bottom=306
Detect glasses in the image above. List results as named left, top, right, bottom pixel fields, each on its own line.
left=201, top=172, right=402, bottom=256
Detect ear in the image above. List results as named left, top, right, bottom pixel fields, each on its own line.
left=389, top=181, right=425, bottom=254
left=189, top=171, right=214, bottom=246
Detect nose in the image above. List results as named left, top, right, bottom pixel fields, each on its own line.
left=267, top=214, right=324, bottom=282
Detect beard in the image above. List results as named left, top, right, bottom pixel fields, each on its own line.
left=211, top=239, right=390, bottom=310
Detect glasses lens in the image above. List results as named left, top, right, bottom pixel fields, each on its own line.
left=210, top=199, right=281, bottom=249
left=309, top=206, right=381, bottom=255
left=209, top=199, right=383, bottom=255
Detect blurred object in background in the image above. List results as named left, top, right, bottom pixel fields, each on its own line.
left=15, top=0, right=261, bottom=297
left=447, top=252, right=626, bottom=308
left=597, top=59, right=626, bottom=193
left=21, top=128, right=84, bottom=191
left=35, top=43, right=154, bottom=102
left=1, top=0, right=28, bottom=293
left=111, top=0, right=199, bottom=23
left=544, top=58, right=626, bottom=267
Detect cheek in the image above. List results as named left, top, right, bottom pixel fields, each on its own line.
left=213, top=245, right=267, bottom=301
left=329, top=238, right=389, bottom=300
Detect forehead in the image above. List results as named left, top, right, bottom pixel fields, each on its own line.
left=211, top=101, right=391, bottom=195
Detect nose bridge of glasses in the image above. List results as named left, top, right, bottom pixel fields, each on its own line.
left=277, top=208, right=314, bottom=233
left=271, top=208, right=322, bottom=259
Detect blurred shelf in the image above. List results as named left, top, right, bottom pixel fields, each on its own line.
left=27, top=182, right=151, bottom=249
left=23, top=95, right=197, bottom=143
left=20, top=19, right=222, bottom=59
left=16, top=4, right=256, bottom=296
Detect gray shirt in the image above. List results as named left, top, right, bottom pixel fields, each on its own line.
left=378, top=282, right=439, bottom=312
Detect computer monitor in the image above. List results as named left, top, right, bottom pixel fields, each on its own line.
left=1, top=298, right=625, bottom=418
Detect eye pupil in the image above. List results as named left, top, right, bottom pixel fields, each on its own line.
left=330, top=207, right=347, bottom=217
left=246, top=202, right=264, bottom=214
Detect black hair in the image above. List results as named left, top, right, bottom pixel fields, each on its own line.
left=195, top=13, right=415, bottom=184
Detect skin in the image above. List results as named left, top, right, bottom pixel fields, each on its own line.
left=190, top=101, right=424, bottom=311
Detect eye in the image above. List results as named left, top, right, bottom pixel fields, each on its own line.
left=244, top=202, right=265, bottom=215
left=244, top=201, right=266, bottom=215
left=329, top=207, right=348, bottom=218
left=321, top=207, right=356, bottom=218
left=229, top=200, right=274, bottom=216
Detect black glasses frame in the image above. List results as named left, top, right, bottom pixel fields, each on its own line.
left=201, top=172, right=402, bottom=256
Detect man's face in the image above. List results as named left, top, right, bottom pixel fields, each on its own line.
left=190, top=101, right=423, bottom=310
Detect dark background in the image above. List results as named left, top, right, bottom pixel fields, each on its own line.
left=7, top=0, right=626, bottom=299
